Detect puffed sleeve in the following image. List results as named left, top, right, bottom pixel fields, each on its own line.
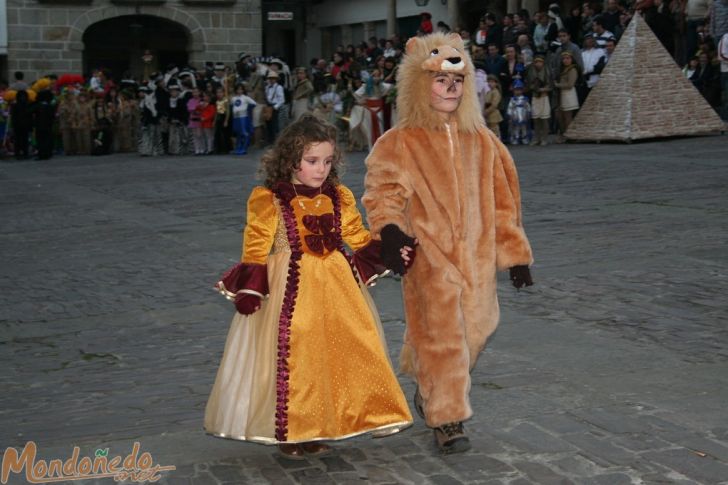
left=338, top=185, right=390, bottom=286
left=215, top=186, right=278, bottom=300
left=362, top=130, right=413, bottom=238
left=488, top=131, right=534, bottom=271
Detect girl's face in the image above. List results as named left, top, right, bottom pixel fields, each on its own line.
left=192, top=89, right=200, bottom=98
left=430, top=72, right=464, bottom=117
left=292, top=141, right=334, bottom=188
left=562, top=55, right=573, bottom=66
left=236, top=86, right=244, bottom=95
left=487, top=79, right=497, bottom=89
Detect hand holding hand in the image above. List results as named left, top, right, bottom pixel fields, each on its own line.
left=380, top=224, right=418, bottom=276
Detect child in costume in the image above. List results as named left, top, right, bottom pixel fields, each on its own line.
left=230, top=84, right=256, bottom=155
left=199, top=93, right=216, bottom=155
left=554, top=51, right=580, bottom=143
left=506, top=79, right=532, bottom=145
left=363, top=32, right=533, bottom=454
left=483, top=75, right=503, bottom=138
left=137, top=86, right=163, bottom=157
left=187, top=88, right=204, bottom=155
left=213, top=87, right=231, bottom=154
left=204, top=114, right=413, bottom=459
left=167, top=84, right=190, bottom=155
left=525, top=54, right=552, bottom=146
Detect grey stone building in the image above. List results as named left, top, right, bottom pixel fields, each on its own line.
left=3, top=0, right=262, bottom=82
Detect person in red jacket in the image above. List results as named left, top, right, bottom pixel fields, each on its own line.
left=199, top=93, right=217, bottom=154
left=420, top=12, right=433, bottom=34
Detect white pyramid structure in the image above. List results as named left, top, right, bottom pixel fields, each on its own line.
left=565, top=14, right=726, bottom=141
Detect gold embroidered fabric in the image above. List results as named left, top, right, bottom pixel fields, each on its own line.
left=271, top=199, right=290, bottom=254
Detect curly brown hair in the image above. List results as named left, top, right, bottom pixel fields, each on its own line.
left=260, top=114, right=343, bottom=189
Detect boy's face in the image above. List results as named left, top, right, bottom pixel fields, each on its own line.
left=293, top=141, right=334, bottom=188
left=430, top=72, right=464, bottom=116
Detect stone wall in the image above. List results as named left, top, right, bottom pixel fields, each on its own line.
left=5, top=0, right=262, bottom=81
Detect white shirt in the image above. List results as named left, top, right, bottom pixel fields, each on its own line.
left=319, top=91, right=342, bottom=114
left=719, top=33, right=728, bottom=73
left=231, top=95, right=257, bottom=117
left=265, top=83, right=285, bottom=110
left=582, top=47, right=607, bottom=88
left=475, top=29, right=488, bottom=46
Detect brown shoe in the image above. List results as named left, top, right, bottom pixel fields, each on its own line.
left=277, top=443, right=305, bottom=460
left=413, top=386, right=425, bottom=419
left=434, top=422, right=471, bottom=454
left=301, top=441, right=332, bottom=457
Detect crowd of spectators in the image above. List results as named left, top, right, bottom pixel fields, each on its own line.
left=1, top=0, right=726, bottom=159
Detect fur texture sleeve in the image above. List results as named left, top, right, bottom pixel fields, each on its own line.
left=362, top=131, right=413, bottom=238
left=489, top=131, right=534, bottom=271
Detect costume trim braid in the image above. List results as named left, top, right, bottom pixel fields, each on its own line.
left=273, top=187, right=303, bottom=442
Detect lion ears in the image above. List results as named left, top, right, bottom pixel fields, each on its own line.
left=406, top=33, right=465, bottom=55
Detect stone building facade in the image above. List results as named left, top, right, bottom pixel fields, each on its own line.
left=4, top=0, right=262, bottom=81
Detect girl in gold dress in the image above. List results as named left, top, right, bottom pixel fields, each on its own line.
left=204, top=114, right=413, bottom=459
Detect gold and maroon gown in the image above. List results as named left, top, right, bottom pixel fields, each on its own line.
left=204, top=181, right=412, bottom=444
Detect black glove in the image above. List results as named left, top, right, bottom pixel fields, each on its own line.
left=380, top=224, right=417, bottom=276
left=509, top=265, right=533, bottom=289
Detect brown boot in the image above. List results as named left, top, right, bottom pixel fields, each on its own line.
left=277, top=443, right=305, bottom=460
left=434, top=422, right=471, bottom=454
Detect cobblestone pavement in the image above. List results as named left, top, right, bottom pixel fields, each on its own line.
left=1, top=135, right=727, bottom=485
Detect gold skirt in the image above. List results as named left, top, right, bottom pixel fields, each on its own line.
left=204, top=251, right=412, bottom=444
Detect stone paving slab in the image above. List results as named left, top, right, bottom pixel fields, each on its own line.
left=1, top=135, right=728, bottom=484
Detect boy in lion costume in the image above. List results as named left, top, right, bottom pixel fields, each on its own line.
left=363, top=32, right=534, bottom=453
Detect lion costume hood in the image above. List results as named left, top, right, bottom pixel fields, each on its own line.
left=396, top=32, right=484, bottom=133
